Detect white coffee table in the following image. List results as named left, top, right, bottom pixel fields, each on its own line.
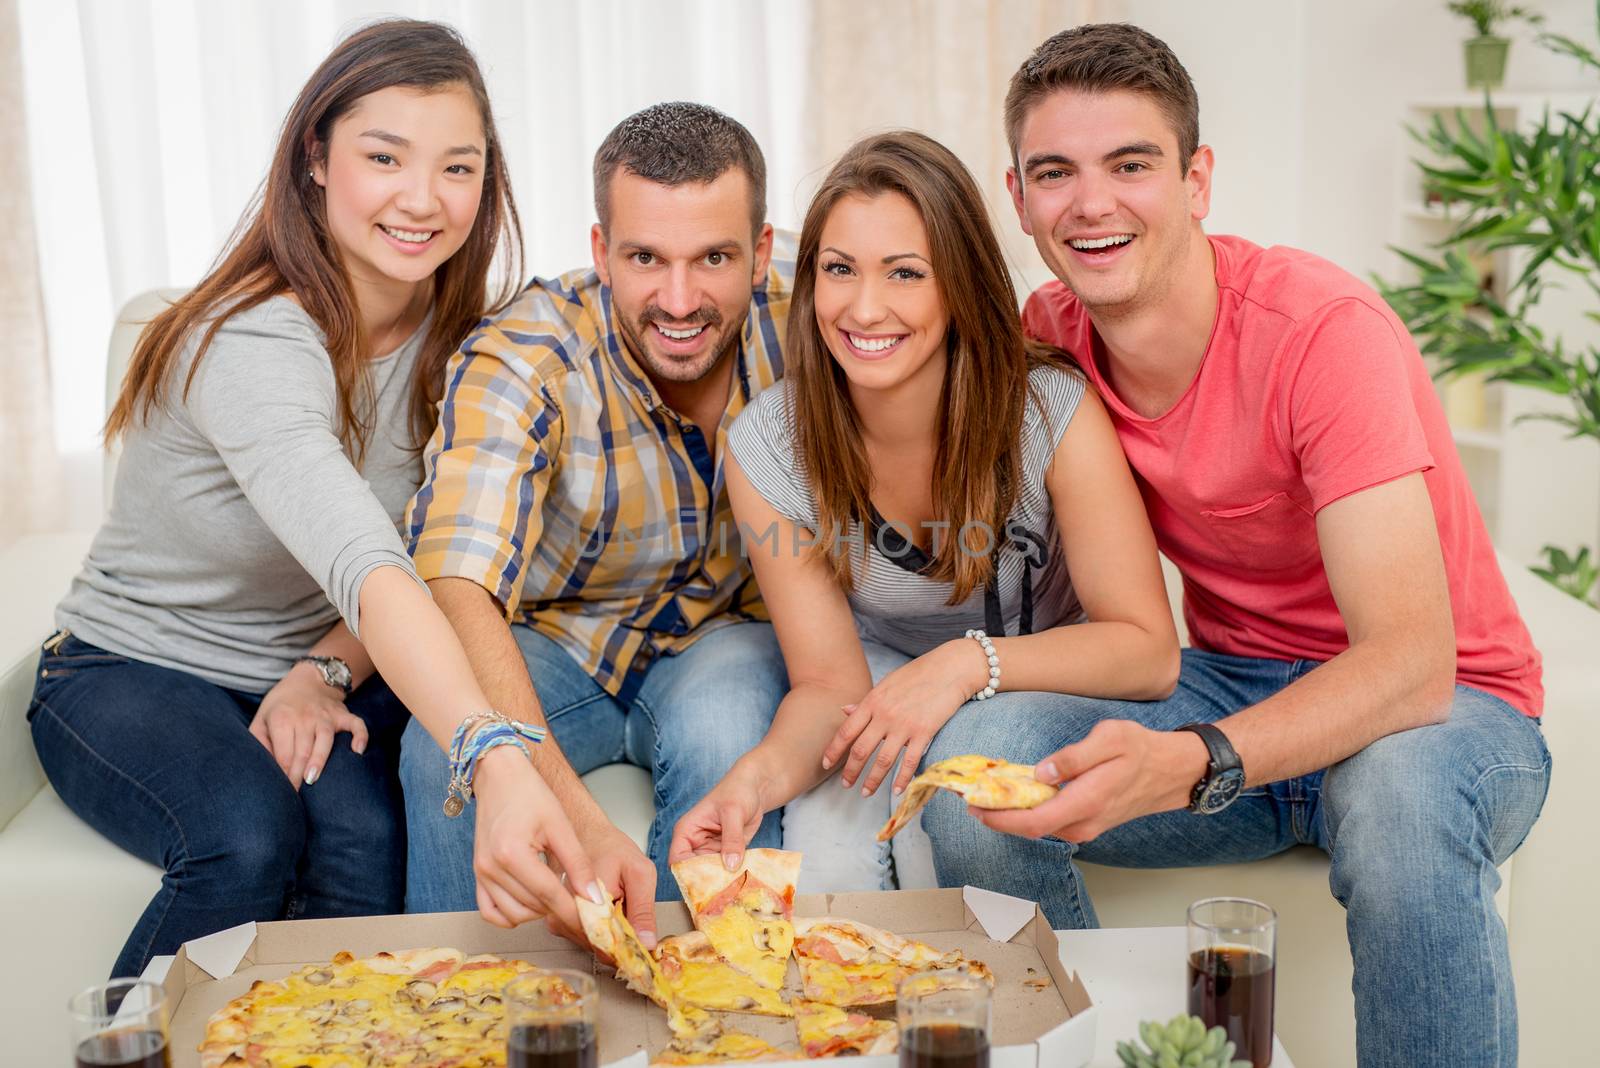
left=1056, top=926, right=1295, bottom=1068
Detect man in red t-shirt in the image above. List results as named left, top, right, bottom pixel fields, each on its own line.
left=921, top=24, right=1550, bottom=1068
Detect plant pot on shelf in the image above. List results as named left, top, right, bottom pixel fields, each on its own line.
left=1464, top=35, right=1510, bottom=89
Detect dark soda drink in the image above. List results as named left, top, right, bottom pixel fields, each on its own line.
left=899, top=1022, right=990, bottom=1068
left=1188, top=945, right=1274, bottom=1068
left=507, top=1020, right=598, bottom=1068
left=74, top=1029, right=170, bottom=1068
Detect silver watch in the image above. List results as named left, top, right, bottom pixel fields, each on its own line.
left=296, top=655, right=353, bottom=695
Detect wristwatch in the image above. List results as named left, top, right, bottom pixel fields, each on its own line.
left=1175, top=722, right=1245, bottom=815
left=296, top=655, right=353, bottom=695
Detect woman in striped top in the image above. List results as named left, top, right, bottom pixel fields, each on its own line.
left=668, top=130, right=1179, bottom=892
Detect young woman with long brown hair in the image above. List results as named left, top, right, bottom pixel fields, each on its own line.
left=669, top=130, right=1179, bottom=892
left=31, top=19, right=607, bottom=979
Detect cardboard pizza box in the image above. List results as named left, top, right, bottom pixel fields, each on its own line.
left=159, top=886, right=1096, bottom=1067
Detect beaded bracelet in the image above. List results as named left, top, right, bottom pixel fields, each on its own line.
left=443, top=711, right=547, bottom=817
left=966, top=629, right=1001, bottom=701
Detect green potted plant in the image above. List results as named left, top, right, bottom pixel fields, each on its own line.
left=1116, top=1015, right=1251, bottom=1068
left=1377, top=6, right=1600, bottom=609
left=1447, top=1, right=1544, bottom=88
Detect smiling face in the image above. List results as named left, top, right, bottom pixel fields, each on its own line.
left=592, top=168, right=773, bottom=387
left=813, top=191, right=949, bottom=395
left=1008, top=88, right=1212, bottom=317
left=310, top=84, right=486, bottom=300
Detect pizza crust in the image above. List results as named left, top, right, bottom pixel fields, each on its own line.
left=671, top=848, right=799, bottom=916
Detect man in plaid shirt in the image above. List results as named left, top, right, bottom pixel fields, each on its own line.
left=399, top=103, right=794, bottom=948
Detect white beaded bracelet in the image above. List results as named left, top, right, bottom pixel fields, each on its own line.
left=966, top=628, right=1001, bottom=700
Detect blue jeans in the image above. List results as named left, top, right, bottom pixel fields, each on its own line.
left=918, top=648, right=1550, bottom=1068
left=400, top=621, right=787, bottom=911
left=27, top=634, right=410, bottom=979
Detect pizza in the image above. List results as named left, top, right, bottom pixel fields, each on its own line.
left=651, top=1028, right=794, bottom=1064
left=792, top=999, right=898, bottom=1058
left=671, top=849, right=800, bottom=990
left=198, top=948, right=569, bottom=1067
left=574, top=893, right=711, bottom=1040
left=653, top=932, right=792, bottom=1017
left=793, top=916, right=994, bottom=1006
left=878, top=754, right=1058, bottom=840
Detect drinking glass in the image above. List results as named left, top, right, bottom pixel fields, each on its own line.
left=896, top=967, right=991, bottom=1068
left=505, top=968, right=599, bottom=1068
left=1187, top=897, right=1276, bottom=1068
left=68, top=979, right=170, bottom=1068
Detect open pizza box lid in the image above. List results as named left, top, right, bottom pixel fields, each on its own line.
left=159, top=886, right=1096, bottom=1067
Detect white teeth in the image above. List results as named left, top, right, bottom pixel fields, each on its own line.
left=381, top=225, right=434, bottom=243
left=847, top=333, right=902, bottom=353
left=657, top=325, right=705, bottom=340
left=1069, top=234, right=1133, bottom=251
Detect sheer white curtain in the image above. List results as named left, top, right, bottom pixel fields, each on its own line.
left=17, top=0, right=812, bottom=458
left=807, top=0, right=1107, bottom=297
left=1, top=0, right=59, bottom=548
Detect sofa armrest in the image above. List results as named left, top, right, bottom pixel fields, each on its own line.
left=0, top=533, right=96, bottom=830
left=1497, top=552, right=1600, bottom=1065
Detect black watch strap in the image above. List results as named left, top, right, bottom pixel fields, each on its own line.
left=1175, top=722, right=1243, bottom=813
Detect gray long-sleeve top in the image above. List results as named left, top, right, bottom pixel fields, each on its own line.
left=56, top=296, right=429, bottom=694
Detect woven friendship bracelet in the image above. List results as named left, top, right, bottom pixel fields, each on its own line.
left=443, top=712, right=547, bottom=817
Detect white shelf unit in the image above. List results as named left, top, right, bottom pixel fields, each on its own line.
left=1391, top=93, right=1600, bottom=566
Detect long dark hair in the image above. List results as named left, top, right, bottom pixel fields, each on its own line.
left=105, top=18, right=524, bottom=460
left=790, top=130, right=1068, bottom=603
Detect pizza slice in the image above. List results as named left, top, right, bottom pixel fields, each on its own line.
left=575, top=892, right=712, bottom=1040
left=792, top=998, right=898, bottom=1058
left=793, top=917, right=993, bottom=1006
left=878, top=754, right=1057, bottom=840
left=653, top=931, right=793, bottom=1017
left=651, top=1026, right=794, bottom=1064
left=672, top=848, right=801, bottom=990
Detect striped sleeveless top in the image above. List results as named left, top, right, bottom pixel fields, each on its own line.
left=728, top=364, right=1088, bottom=658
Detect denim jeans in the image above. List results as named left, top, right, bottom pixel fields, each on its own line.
left=780, top=638, right=941, bottom=894
left=912, top=647, right=1550, bottom=1068
left=27, top=634, right=410, bottom=979
left=400, top=621, right=787, bottom=911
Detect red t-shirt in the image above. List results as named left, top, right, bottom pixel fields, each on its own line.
left=1023, top=234, right=1543, bottom=716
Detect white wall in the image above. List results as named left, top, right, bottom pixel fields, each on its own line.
left=1123, top=0, right=1596, bottom=278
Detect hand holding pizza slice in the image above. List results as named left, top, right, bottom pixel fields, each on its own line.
left=878, top=754, right=1057, bottom=841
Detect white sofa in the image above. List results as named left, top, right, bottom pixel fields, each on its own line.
left=2, top=292, right=1595, bottom=1066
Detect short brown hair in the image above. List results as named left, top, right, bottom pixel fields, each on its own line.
left=1004, top=23, right=1199, bottom=173
left=592, top=102, right=766, bottom=236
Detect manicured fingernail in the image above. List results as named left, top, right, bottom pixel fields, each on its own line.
left=840, top=776, right=852, bottom=788
left=586, top=881, right=607, bottom=905
left=861, top=786, right=872, bottom=797
left=304, top=766, right=319, bottom=785
left=724, top=852, right=741, bottom=871
left=820, top=757, right=832, bottom=770
left=1038, top=761, right=1057, bottom=781
left=841, top=704, right=856, bottom=713
left=353, top=741, right=366, bottom=755
left=639, top=930, right=657, bottom=949
left=894, top=785, right=904, bottom=796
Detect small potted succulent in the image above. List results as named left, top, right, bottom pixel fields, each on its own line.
left=1447, top=1, right=1544, bottom=88
left=1116, top=1015, right=1251, bottom=1068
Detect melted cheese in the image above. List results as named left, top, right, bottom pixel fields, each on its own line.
left=663, top=956, right=793, bottom=1017
left=697, top=888, right=792, bottom=990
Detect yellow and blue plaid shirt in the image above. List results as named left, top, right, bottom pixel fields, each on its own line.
left=405, top=233, right=795, bottom=702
